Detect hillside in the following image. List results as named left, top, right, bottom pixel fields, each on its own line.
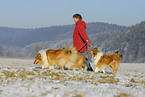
left=0, top=22, right=126, bottom=47
left=92, top=21, right=145, bottom=63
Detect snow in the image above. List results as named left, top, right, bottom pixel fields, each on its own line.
left=0, top=58, right=145, bottom=97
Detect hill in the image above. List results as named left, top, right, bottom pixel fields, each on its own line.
left=0, top=22, right=126, bottom=47
left=92, top=21, right=145, bottom=62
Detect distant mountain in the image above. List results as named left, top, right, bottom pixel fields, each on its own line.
left=0, top=22, right=126, bottom=47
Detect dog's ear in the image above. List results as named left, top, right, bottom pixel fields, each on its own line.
left=115, top=51, right=123, bottom=58
left=115, top=51, right=119, bottom=54
left=69, top=50, right=71, bottom=53
left=38, top=53, right=41, bottom=56
left=93, top=49, right=97, bottom=54
left=65, top=50, right=71, bottom=53
left=65, top=50, right=68, bottom=53
left=61, top=47, right=66, bottom=50
left=93, top=48, right=98, bottom=51
left=37, top=53, right=41, bottom=59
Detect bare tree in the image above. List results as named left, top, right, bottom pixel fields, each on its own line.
left=32, top=43, right=47, bottom=56
left=0, top=46, right=4, bottom=56
left=6, top=50, right=15, bottom=57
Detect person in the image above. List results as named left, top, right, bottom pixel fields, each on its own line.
left=72, top=13, right=93, bottom=71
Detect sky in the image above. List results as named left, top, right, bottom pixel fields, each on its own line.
left=0, top=0, right=145, bottom=28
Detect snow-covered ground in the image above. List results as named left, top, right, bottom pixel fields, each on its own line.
left=0, top=58, right=145, bottom=97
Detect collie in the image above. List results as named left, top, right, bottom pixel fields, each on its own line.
left=88, top=48, right=122, bottom=74
left=33, top=46, right=78, bottom=70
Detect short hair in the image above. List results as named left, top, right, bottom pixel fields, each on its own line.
left=73, top=14, right=82, bottom=20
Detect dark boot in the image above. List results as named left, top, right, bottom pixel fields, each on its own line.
left=85, top=58, right=93, bottom=71
left=86, top=63, right=94, bottom=71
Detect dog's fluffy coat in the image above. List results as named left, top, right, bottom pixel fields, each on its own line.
left=61, top=47, right=86, bottom=70
left=88, top=48, right=122, bottom=74
left=34, top=46, right=86, bottom=70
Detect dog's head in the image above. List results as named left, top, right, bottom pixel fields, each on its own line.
left=33, top=53, right=42, bottom=64
left=87, top=48, right=100, bottom=57
left=115, top=51, right=123, bottom=58
left=61, top=47, right=72, bottom=54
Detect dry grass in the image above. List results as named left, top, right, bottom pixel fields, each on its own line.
left=97, top=75, right=119, bottom=84
left=27, top=71, right=35, bottom=75
left=33, top=68, right=40, bottom=73
left=130, top=78, right=137, bottom=83
left=2, top=70, right=16, bottom=78
left=0, top=56, right=34, bottom=60
left=139, top=80, right=145, bottom=85
left=124, top=73, right=130, bottom=77
left=75, top=94, right=84, bottom=97
left=17, top=70, right=27, bottom=79
left=0, top=89, right=3, bottom=92
left=28, top=77, right=35, bottom=82
left=41, top=90, right=52, bottom=96
left=63, top=91, right=84, bottom=97
left=114, top=92, right=134, bottom=97
left=125, top=82, right=137, bottom=88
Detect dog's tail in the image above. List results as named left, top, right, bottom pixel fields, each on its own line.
left=115, top=51, right=123, bottom=62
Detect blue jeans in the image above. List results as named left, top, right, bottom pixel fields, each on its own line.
left=80, top=52, right=93, bottom=69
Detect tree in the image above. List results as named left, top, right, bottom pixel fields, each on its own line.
left=0, top=46, right=4, bottom=56
left=6, top=50, right=15, bottom=57
left=31, top=43, right=47, bottom=56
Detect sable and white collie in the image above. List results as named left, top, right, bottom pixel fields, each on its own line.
left=88, top=48, right=122, bottom=74
left=33, top=46, right=78, bottom=70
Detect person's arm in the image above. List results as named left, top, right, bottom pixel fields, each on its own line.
left=78, top=25, right=89, bottom=41
left=78, top=25, right=91, bottom=47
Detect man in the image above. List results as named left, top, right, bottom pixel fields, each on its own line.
left=73, top=13, right=93, bottom=71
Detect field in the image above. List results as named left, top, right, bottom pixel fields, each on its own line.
left=0, top=58, right=145, bottom=97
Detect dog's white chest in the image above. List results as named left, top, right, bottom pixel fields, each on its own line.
left=93, top=52, right=103, bottom=65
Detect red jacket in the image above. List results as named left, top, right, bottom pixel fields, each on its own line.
left=73, top=19, right=90, bottom=52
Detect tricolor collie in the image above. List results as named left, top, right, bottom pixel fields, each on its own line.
left=33, top=46, right=78, bottom=70
left=88, top=48, right=122, bottom=74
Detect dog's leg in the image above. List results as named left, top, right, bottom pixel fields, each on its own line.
left=42, top=64, right=49, bottom=69
left=75, top=62, right=82, bottom=70
left=102, top=68, right=106, bottom=73
left=65, top=62, right=76, bottom=71
left=117, top=64, right=119, bottom=74
left=115, top=67, right=119, bottom=74
left=42, top=65, right=46, bottom=69
left=113, top=70, right=117, bottom=75
left=59, top=66, right=64, bottom=70
left=111, top=61, right=117, bottom=74
left=116, top=70, right=118, bottom=74
left=101, top=64, right=106, bottom=73
left=95, top=67, right=99, bottom=73
left=110, top=63, right=115, bottom=74
left=81, top=67, right=84, bottom=71
left=95, top=63, right=101, bottom=73
left=116, top=62, right=119, bottom=74
left=70, top=65, right=76, bottom=71
left=49, top=65, right=54, bottom=70
left=113, top=62, right=119, bottom=74
left=81, top=64, right=86, bottom=71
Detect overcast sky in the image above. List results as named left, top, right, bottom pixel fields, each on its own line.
left=0, top=0, right=145, bottom=28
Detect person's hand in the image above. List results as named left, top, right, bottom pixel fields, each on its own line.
left=86, top=40, right=91, bottom=47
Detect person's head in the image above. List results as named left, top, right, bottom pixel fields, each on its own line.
left=73, top=14, right=82, bottom=23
